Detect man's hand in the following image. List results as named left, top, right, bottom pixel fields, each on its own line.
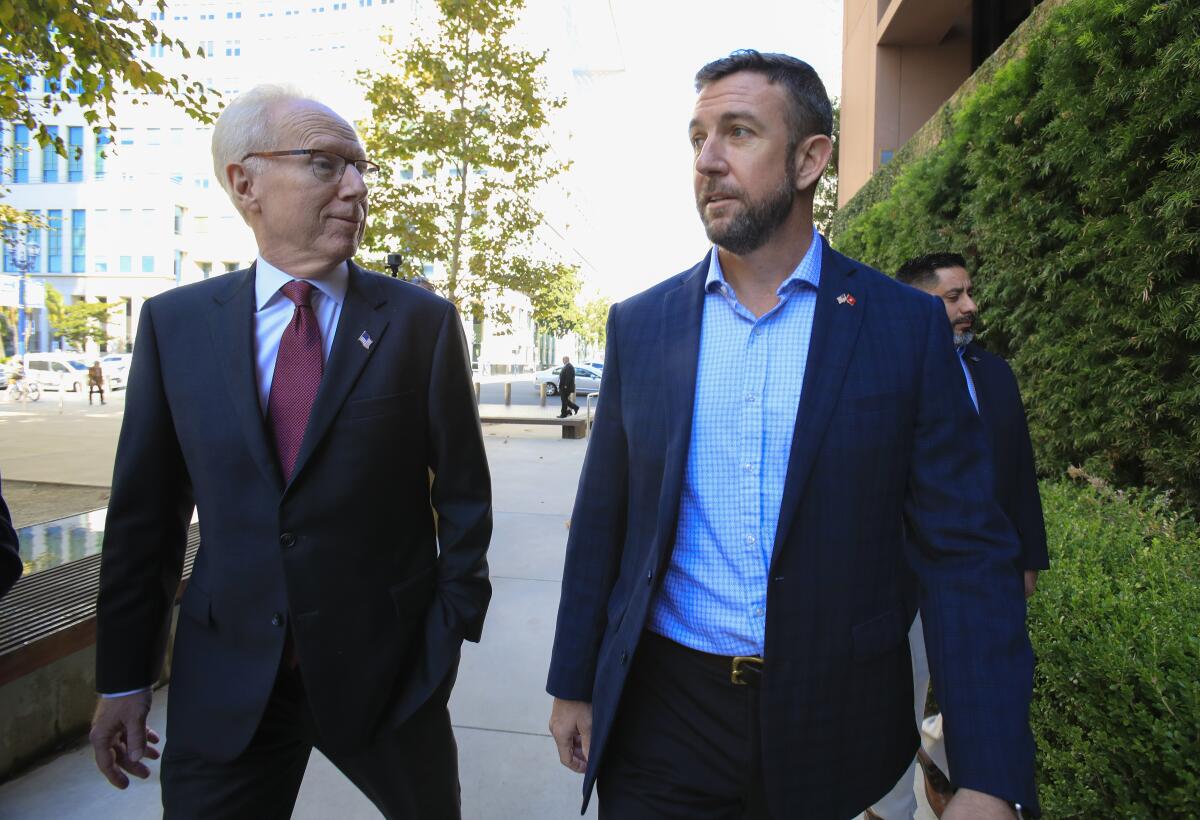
left=1023, top=569, right=1039, bottom=598
left=943, top=788, right=1019, bottom=820
left=90, top=691, right=160, bottom=789
left=549, top=698, right=592, bottom=774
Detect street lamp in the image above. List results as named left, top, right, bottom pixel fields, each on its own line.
left=3, top=226, right=41, bottom=358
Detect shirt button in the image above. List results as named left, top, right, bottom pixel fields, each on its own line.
left=754, top=327, right=764, bottom=336
left=279, top=532, right=296, bottom=548
left=745, top=534, right=756, bottom=545
left=742, top=463, right=753, bottom=473
left=745, top=394, right=755, bottom=403
left=754, top=606, right=765, bottom=617
left=271, top=612, right=284, bottom=627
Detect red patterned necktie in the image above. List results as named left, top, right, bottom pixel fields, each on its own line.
left=267, top=280, right=324, bottom=482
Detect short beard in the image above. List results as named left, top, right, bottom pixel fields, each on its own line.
left=698, top=152, right=798, bottom=256
left=954, top=329, right=975, bottom=348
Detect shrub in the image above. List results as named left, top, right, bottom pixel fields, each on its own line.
left=1029, top=478, right=1200, bottom=817
left=831, top=0, right=1200, bottom=506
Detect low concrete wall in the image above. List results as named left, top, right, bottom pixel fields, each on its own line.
left=0, top=606, right=179, bottom=780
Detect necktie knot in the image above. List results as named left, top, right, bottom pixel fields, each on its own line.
left=281, top=280, right=316, bottom=308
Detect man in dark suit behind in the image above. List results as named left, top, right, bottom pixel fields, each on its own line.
left=0, top=470, right=22, bottom=600
left=546, top=51, right=1038, bottom=819
left=89, top=86, right=492, bottom=819
left=870, top=253, right=1050, bottom=819
left=558, top=356, right=579, bottom=418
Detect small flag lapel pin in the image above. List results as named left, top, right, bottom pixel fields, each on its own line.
left=358, top=331, right=374, bottom=350
left=836, top=293, right=857, bottom=306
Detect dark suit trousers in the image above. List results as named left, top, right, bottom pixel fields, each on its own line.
left=560, top=390, right=579, bottom=415
left=161, top=663, right=460, bottom=820
left=597, top=632, right=769, bottom=820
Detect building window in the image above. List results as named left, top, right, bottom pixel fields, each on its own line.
left=199, top=39, right=214, bottom=56
left=225, top=40, right=241, bottom=56
left=71, top=209, right=86, bottom=272
left=68, top=126, right=84, bottom=181
left=119, top=255, right=132, bottom=273
left=119, top=128, right=134, bottom=146
left=1, top=226, right=16, bottom=273
left=149, top=43, right=165, bottom=58
left=142, top=255, right=155, bottom=273
left=95, top=129, right=110, bottom=179
left=42, top=125, right=59, bottom=182
left=43, top=76, right=59, bottom=94
left=46, top=210, right=62, bottom=272
left=94, top=255, right=107, bottom=273
left=224, top=261, right=239, bottom=273
left=174, top=250, right=184, bottom=284
left=199, top=262, right=212, bottom=279
left=226, top=10, right=242, bottom=18
left=174, top=206, right=185, bottom=235
left=12, top=125, right=29, bottom=183
left=147, top=128, right=161, bottom=147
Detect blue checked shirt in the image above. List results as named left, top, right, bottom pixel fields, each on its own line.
left=648, top=230, right=822, bottom=656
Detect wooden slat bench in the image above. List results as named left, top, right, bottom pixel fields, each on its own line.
left=479, top=414, right=588, bottom=439
left=0, top=522, right=200, bottom=687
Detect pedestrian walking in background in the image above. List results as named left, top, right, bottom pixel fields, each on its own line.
left=558, top=356, right=579, bottom=418
left=88, top=361, right=106, bottom=405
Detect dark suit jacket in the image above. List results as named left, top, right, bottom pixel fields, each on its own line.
left=547, top=239, right=1039, bottom=817
left=0, top=473, right=21, bottom=600
left=96, top=261, right=492, bottom=761
left=558, top=362, right=576, bottom=393
left=964, top=343, right=1050, bottom=571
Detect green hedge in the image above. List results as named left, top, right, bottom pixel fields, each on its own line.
left=1031, top=478, right=1200, bottom=817
left=831, top=0, right=1200, bottom=506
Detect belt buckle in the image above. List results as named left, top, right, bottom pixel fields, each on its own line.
left=730, top=655, right=763, bottom=686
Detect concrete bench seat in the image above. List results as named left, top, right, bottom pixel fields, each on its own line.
left=479, top=414, right=587, bottom=439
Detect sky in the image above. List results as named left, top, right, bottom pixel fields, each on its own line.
left=516, top=0, right=845, bottom=300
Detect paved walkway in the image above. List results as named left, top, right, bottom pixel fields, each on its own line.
left=0, top=403, right=929, bottom=819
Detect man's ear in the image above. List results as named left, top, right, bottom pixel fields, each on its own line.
left=792, top=133, right=834, bottom=195
left=227, top=162, right=261, bottom=216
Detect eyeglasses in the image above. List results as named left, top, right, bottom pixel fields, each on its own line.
left=241, top=149, right=380, bottom=186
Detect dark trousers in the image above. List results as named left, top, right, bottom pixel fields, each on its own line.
left=597, top=631, right=770, bottom=820
left=560, top=390, right=579, bottom=416
left=161, top=663, right=461, bottom=820
left=89, top=385, right=105, bottom=404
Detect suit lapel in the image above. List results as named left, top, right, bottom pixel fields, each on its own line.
left=286, top=261, right=390, bottom=490
left=207, top=264, right=284, bottom=494
left=771, top=242, right=865, bottom=565
left=654, top=256, right=709, bottom=559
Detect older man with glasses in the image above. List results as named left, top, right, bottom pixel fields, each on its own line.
left=89, top=86, right=492, bottom=819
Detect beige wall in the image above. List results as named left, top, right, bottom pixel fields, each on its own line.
left=839, top=0, right=973, bottom=205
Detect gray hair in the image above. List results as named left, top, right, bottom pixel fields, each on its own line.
left=210, top=84, right=308, bottom=196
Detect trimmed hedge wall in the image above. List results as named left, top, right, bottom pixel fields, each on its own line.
left=830, top=0, right=1200, bottom=506
left=1031, top=478, right=1200, bottom=817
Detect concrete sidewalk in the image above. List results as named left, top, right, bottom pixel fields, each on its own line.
left=0, top=424, right=596, bottom=819
left=0, top=411, right=927, bottom=819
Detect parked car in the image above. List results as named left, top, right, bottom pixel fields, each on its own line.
left=532, top=364, right=602, bottom=396
left=100, top=353, right=133, bottom=390
left=23, top=353, right=89, bottom=392
left=584, top=361, right=605, bottom=371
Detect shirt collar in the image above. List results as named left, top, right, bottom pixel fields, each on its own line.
left=704, top=227, right=823, bottom=296
left=254, top=256, right=349, bottom=312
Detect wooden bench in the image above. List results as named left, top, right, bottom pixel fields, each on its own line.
left=478, top=414, right=588, bottom=439
left=0, top=522, right=200, bottom=687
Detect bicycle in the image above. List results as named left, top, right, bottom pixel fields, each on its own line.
left=5, top=379, right=41, bottom=402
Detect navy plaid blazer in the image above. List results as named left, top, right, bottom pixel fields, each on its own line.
left=547, top=238, right=1039, bottom=817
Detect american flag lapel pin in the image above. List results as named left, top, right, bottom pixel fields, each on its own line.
left=836, top=293, right=856, bottom=306
left=358, top=331, right=374, bottom=350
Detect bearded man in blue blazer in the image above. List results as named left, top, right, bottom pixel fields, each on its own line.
left=547, top=51, right=1039, bottom=819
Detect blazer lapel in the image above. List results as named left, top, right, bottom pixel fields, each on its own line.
left=653, top=255, right=709, bottom=562
left=207, top=264, right=284, bottom=494
left=286, top=261, right=390, bottom=490
left=771, top=242, right=865, bottom=565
